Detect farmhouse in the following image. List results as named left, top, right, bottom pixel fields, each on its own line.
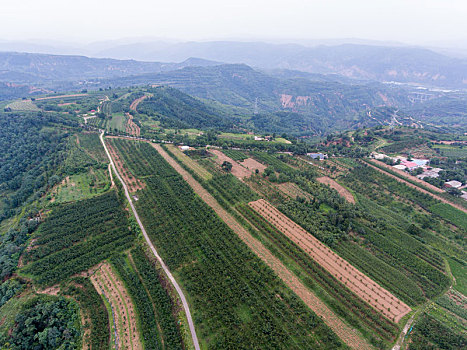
left=401, top=160, right=418, bottom=170
left=444, top=180, right=462, bottom=188
left=307, top=153, right=327, bottom=160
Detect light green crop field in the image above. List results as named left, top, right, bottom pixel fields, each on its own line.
left=52, top=168, right=110, bottom=203
left=448, top=257, right=467, bottom=295
left=108, top=113, right=127, bottom=132
left=6, top=100, right=40, bottom=111
left=433, top=145, right=467, bottom=158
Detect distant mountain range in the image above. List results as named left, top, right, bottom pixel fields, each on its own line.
left=1, top=40, right=466, bottom=88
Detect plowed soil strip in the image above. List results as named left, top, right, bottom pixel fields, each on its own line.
left=249, top=199, right=411, bottom=322
left=153, top=143, right=373, bottom=350
left=316, top=176, right=355, bottom=204
left=366, top=160, right=467, bottom=214
left=106, top=140, right=145, bottom=192
left=210, top=149, right=252, bottom=179
left=91, top=263, right=142, bottom=350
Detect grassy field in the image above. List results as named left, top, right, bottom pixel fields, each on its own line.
left=448, top=258, right=467, bottom=295
left=108, top=113, right=127, bottom=133
left=6, top=99, right=40, bottom=111
left=433, top=144, right=467, bottom=158
left=430, top=203, right=467, bottom=231
left=51, top=168, right=110, bottom=203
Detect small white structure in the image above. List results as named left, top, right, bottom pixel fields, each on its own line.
left=445, top=180, right=462, bottom=188
left=393, top=164, right=407, bottom=170
left=180, top=146, right=190, bottom=151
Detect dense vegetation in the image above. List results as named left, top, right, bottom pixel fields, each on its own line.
left=409, top=313, right=466, bottom=350
left=0, top=295, right=81, bottom=350
left=61, top=278, right=110, bottom=350
left=111, top=138, right=345, bottom=349
left=111, top=246, right=183, bottom=350
left=22, top=191, right=134, bottom=286
left=0, top=112, right=73, bottom=220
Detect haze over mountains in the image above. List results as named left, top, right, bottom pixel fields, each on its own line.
left=1, top=40, right=467, bottom=89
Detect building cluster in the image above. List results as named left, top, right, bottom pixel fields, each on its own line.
left=371, top=152, right=466, bottom=200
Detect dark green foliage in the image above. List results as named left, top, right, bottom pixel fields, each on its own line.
left=0, top=279, right=23, bottom=308
left=138, top=86, right=234, bottom=129
left=22, top=191, right=134, bottom=286
left=430, top=203, right=467, bottom=231
left=112, top=139, right=346, bottom=349
left=1, top=295, right=80, bottom=350
left=0, top=218, right=39, bottom=280
left=237, top=204, right=399, bottom=344
left=111, top=246, right=183, bottom=350
left=409, top=313, right=467, bottom=350
left=62, top=278, right=110, bottom=350
left=222, top=149, right=248, bottom=161
left=0, top=113, right=73, bottom=220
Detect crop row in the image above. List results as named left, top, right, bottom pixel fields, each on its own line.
left=62, top=277, right=110, bottom=350
left=237, top=203, right=399, bottom=343
left=111, top=139, right=346, bottom=349
left=21, top=191, right=134, bottom=286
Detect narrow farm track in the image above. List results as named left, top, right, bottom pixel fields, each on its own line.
left=365, top=160, right=467, bottom=214
left=153, top=143, right=374, bottom=350
left=249, top=199, right=411, bottom=322
left=99, top=132, right=201, bottom=350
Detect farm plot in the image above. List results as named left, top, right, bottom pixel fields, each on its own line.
left=106, top=139, right=145, bottom=192
left=91, top=263, right=142, bottom=350
left=316, top=176, right=355, bottom=204
left=111, top=140, right=353, bottom=350
left=249, top=199, right=411, bottom=322
left=166, top=144, right=212, bottom=180
left=125, top=113, right=140, bottom=137
left=276, top=182, right=314, bottom=201
left=209, top=149, right=252, bottom=179
left=240, top=157, right=267, bottom=173
left=21, top=191, right=134, bottom=286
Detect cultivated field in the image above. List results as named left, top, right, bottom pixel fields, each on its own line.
left=125, top=113, right=140, bottom=137
left=316, top=176, right=355, bottom=204
left=276, top=182, right=314, bottom=201
left=240, top=157, right=267, bottom=173
left=91, top=263, right=142, bottom=350
left=106, top=139, right=145, bottom=192
left=153, top=143, right=373, bottom=349
left=249, top=199, right=411, bottom=322
left=166, top=144, right=212, bottom=180
left=210, top=149, right=252, bottom=178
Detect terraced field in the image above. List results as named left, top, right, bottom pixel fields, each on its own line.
left=249, top=199, right=411, bottom=322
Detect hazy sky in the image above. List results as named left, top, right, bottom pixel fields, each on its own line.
left=2, top=0, right=466, bottom=45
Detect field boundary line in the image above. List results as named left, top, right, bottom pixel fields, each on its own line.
left=153, top=142, right=374, bottom=350
left=100, top=132, right=200, bottom=350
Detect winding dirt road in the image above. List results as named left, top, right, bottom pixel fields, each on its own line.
left=99, top=132, right=200, bottom=350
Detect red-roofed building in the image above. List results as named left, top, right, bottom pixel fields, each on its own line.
left=401, top=160, right=418, bottom=170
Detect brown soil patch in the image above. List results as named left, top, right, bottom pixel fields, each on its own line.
left=249, top=199, right=411, bottom=323
left=58, top=102, right=76, bottom=106
left=129, top=95, right=148, bottom=111
left=125, top=113, right=141, bottom=137
left=316, top=176, right=355, bottom=204
left=90, top=263, right=142, bottom=350
left=106, top=140, right=145, bottom=193
left=366, top=160, right=467, bottom=214
left=153, top=143, right=373, bottom=350
left=240, top=158, right=267, bottom=173
left=210, top=149, right=252, bottom=179
left=37, top=285, right=61, bottom=296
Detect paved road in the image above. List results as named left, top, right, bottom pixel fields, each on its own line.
left=100, top=132, right=200, bottom=350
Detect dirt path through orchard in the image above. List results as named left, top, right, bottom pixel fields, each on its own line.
left=153, top=143, right=373, bottom=350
